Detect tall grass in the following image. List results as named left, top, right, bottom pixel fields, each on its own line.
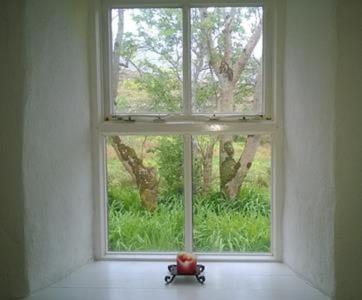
left=108, top=184, right=270, bottom=252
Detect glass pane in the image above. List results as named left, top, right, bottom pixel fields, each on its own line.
left=192, top=134, right=271, bottom=252
left=111, top=9, right=183, bottom=114
left=191, top=7, right=263, bottom=115
left=106, top=136, right=184, bottom=251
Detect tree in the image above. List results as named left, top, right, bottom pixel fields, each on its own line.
left=111, top=7, right=263, bottom=201
left=195, top=136, right=217, bottom=195
left=193, top=7, right=262, bottom=198
left=111, top=9, right=159, bottom=210
left=111, top=136, right=159, bottom=210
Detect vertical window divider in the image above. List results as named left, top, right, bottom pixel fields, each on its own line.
left=183, top=134, right=193, bottom=252
left=182, top=6, right=191, bottom=116
left=182, top=6, right=193, bottom=252
left=103, top=7, right=113, bottom=119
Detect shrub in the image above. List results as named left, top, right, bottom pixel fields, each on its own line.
left=154, top=137, right=183, bottom=195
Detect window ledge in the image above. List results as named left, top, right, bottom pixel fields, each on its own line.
left=99, top=253, right=277, bottom=262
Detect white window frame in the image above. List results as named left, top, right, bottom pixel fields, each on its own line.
left=90, top=0, right=284, bottom=261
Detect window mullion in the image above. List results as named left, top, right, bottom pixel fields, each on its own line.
left=183, top=134, right=193, bottom=252
left=102, top=6, right=113, bottom=119
left=182, top=6, right=192, bottom=116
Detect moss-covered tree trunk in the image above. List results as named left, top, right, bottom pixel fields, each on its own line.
left=111, top=136, right=159, bottom=211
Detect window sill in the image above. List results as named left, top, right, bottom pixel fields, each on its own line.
left=99, top=253, right=277, bottom=262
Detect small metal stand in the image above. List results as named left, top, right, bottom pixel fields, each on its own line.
left=165, top=264, right=206, bottom=284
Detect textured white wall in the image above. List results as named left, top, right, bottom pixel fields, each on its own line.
left=334, top=1, right=362, bottom=299
left=23, top=0, right=93, bottom=292
left=0, top=1, right=28, bottom=298
left=283, top=0, right=337, bottom=296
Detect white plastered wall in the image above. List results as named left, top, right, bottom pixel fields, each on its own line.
left=334, top=0, right=362, bottom=299
left=283, top=0, right=337, bottom=296
left=23, top=0, right=94, bottom=293
left=0, top=1, right=28, bottom=298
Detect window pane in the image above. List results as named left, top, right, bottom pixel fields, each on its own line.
left=111, top=9, right=183, bottom=114
left=191, top=7, right=263, bottom=115
left=192, top=134, right=271, bottom=252
left=106, top=135, right=184, bottom=251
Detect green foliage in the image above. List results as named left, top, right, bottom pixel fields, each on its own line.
left=107, top=154, right=133, bottom=186
left=114, top=8, right=183, bottom=113
left=114, top=7, right=262, bottom=114
left=118, top=32, right=137, bottom=61
left=136, top=67, right=182, bottom=112
left=154, top=137, right=183, bottom=195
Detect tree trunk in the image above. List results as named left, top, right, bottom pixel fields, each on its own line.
left=218, top=74, right=238, bottom=197
left=111, top=136, right=159, bottom=211
left=111, top=10, right=136, bottom=182
left=216, top=18, right=262, bottom=199
left=253, top=66, right=262, bottom=114
left=112, top=9, right=124, bottom=103
left=224, top=135, right=261, bottom=198
left=201, top=138, right=216, bottom=194
left=219, top=135, right=236, bottom=195
left=110, top=11, right=159, bottom=210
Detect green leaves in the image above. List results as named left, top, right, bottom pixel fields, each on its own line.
left=114, top=8, right=183, bottom=113
left=154, top=137, right=183, bottom=195
left=136, top=66, right=182, bottom=112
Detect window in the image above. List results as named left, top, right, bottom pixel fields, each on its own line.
left=93, top=0, right=281, bottom=258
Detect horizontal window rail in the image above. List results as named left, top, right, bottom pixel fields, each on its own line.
left=106, top=114, right=272, bottom=122
left=98, top=120, right=278, bottom=135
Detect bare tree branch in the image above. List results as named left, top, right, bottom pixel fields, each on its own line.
left=140, top=136, right=148, bottom=160
left=223, top=8, right=236, bottom=65
left=199, top=8, right=220, bottom=77
left=142, top=43, right=182, bottom=82
left=232, top=20, right=262, bottom=85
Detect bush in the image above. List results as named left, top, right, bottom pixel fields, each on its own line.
left=154, top=137, right=183, bottom=195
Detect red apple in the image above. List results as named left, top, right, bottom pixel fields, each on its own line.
left=176, top=252, right=197, bottom=274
